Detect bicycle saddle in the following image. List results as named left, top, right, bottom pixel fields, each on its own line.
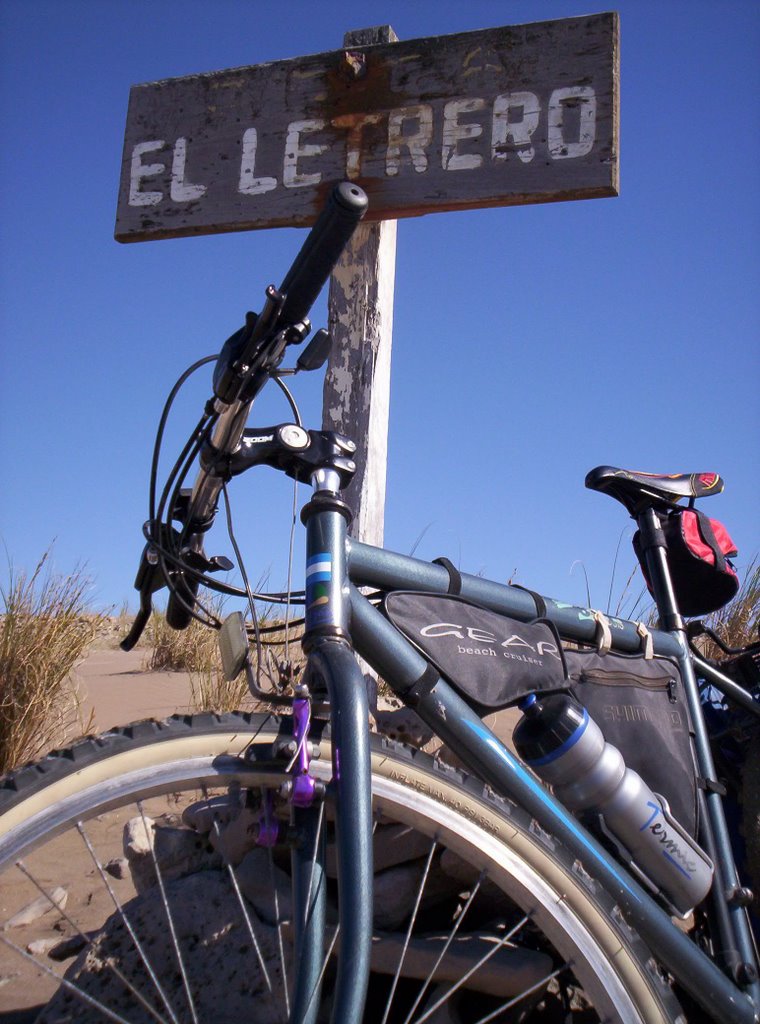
left=585, top=465, right=724, bottom=515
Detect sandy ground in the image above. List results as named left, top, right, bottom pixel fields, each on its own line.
left=0, top=645, right=199, bottom=1022
left=74, top=646, right=196, bottom=733
left=0, top=645, right=520, bottom=1022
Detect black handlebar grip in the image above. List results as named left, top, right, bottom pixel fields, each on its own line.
left=278, top=182, right=368, bottom=327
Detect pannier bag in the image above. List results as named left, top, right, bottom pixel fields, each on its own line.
left=383, top=591, right=567, bottom=713
left=384, top=591, right=698, bottom=838
left=564, top=649, right=698, bottom=838
left=634, top=507, right=739, bottom=617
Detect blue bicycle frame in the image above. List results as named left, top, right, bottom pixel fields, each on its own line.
left=298, top=476, right=759, bottom=1024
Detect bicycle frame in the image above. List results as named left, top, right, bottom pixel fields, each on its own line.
left=297, top=478, right=759, bottom=1023
left=116, top=181, right=756, bottom=1023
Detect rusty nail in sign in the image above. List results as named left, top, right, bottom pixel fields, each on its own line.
left=343, top=51, right=366, bottom=79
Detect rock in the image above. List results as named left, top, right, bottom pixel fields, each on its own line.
left=324, top=820, right=433, bottom=878
left=123, top=815, right=219, bottom=894
left=406, top=986, right=461, bottom=1023
left=439, top=848, right=512, bottom=914
left=3, top=886, right=68, bottom=929
left=48, top=933, right=90, bottom=961
left=104, top=857, right=129, bottom=880
left=35, top=870, right=290, bottom=1024
left=374, top=822, right=436, bottom=873
left=26, top=937, right=58, bottom=956
left=208, top=806, right=261, bottom=867
left=368, top=930, right=553, bottom=999
left=235, top=848, right=293, bottom=925
left=123, top=814, right=153, bottom=858
left=372, top=856, right=458, bottom=931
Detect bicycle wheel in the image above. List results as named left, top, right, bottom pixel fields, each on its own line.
left=0, top=712, right=681, bottom=1023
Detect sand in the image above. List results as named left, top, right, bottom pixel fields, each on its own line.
left=74, top=646, right=196, bottom=733
left=0, top=645, right=199, bottom=1022
left=0, top=645, right=520, bottom=1021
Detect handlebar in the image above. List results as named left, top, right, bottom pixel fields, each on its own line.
left=122, top=182, right=368, bottom=648
left=279, top=181, right=368, bottom=325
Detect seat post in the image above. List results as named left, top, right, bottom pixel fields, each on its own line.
left=636, top=507, right=760, bottom=992
left=635, top=505, right=685, bottom=632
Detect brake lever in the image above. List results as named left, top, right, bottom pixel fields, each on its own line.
left=212, top=286, right=302, bottom=407
left=120, top=596, right=152, bottom=651
left=120, top=540, right=166, bottom=650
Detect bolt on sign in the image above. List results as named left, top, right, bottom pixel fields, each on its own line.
left=115, top=13, right=618, bottom=241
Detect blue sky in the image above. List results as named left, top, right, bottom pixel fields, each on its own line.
left=1, top=0, right=757, bottom=620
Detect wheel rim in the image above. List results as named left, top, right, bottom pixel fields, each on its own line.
left=0, top=726, right=670, bottom=1023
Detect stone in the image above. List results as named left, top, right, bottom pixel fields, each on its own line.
left=325, top=820, right=433, bottom=877
left=35, top=870, right=291, bottom=1024
left=372, top=856, right=458, bottom=931
left=439, top=848, right=512, bottom=914
left=374, top=822, right=436, bottom=873
left=235, top=848, right=293, bottom=926
left=208, top=806, right=261, bottom=867
left=48, top=933, right=89, bottom=961
left=3, top=887, right=68, bottom=930
left=368, top=930, right=553, bottom=998
left=123, top=815, right=219, bottom=894
left=104, top=857, right=129, bottom=880
left=26, top=937, right=58, bottom=956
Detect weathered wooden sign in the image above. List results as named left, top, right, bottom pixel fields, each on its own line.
left=115, top=13, right=618, bottom=242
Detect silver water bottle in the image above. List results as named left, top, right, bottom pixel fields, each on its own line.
left=513, top=693, right=713, bottom=917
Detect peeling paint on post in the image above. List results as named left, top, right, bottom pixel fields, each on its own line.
left=323, top=28, right=398, bottom=549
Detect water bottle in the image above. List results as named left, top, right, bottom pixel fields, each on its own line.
left=513, top=693, right=713, bottom=917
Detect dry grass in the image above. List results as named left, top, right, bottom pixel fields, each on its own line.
left=0, top=552, right=104, bottom=774
left=146, top=612, right=220, bottom=673
left=146, top=606, right=304, bottom=714
left=698, top=556, right=759, bottom=659
left=189, top=658, right=252, bottom=714
left=145, top=609, right=243, bottom=713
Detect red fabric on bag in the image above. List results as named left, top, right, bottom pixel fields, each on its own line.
left=681, top=510, right=737, bottom=565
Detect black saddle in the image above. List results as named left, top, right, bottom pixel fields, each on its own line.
left=585, top=465, right=724, bottom=515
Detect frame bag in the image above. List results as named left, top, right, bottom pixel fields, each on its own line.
left=383, top=591, right=567, bottom=713
left=634, top=507, right=739, bottom=617
left=384, top=591, right=698, bottom=838
left=564, top=648, right=698, bottom=838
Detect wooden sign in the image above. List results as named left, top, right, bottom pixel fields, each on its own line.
left=115, top=13, right=618, bottom=242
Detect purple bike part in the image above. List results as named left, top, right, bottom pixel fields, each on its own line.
left=292, top=697, right=318, bottom=808
left=256, top=789, right=280, bottom=848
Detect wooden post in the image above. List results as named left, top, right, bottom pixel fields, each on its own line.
left=323, top=27, right=398, bottom=547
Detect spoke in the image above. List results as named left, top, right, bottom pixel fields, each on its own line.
left=77, top=823, right=180, bottom=1024
left=209, top=818, right=274, bottom=993
left=413, top=914, right=531, bottom=1024
left=16, top=854, right=173, bottom=1024
left=303, top=923, right=340, bottom=1023
left=138, top=800, right=199, bottom=1024
left=0, top=933, right=135, bottom=1024
left=302, top=817, right=375, bottom=1020
left=264, top=787, right=291, bottom=1019
left=301, top=798, right=326, bottom=934
left=402, top=870, right=485, bottom=1024
left=474, top=963, right=569, bottom=1024
left=381, top=839, right=438, bottom=1024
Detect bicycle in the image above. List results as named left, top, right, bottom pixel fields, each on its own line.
left=0, top=182, right=757, bottom=1023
